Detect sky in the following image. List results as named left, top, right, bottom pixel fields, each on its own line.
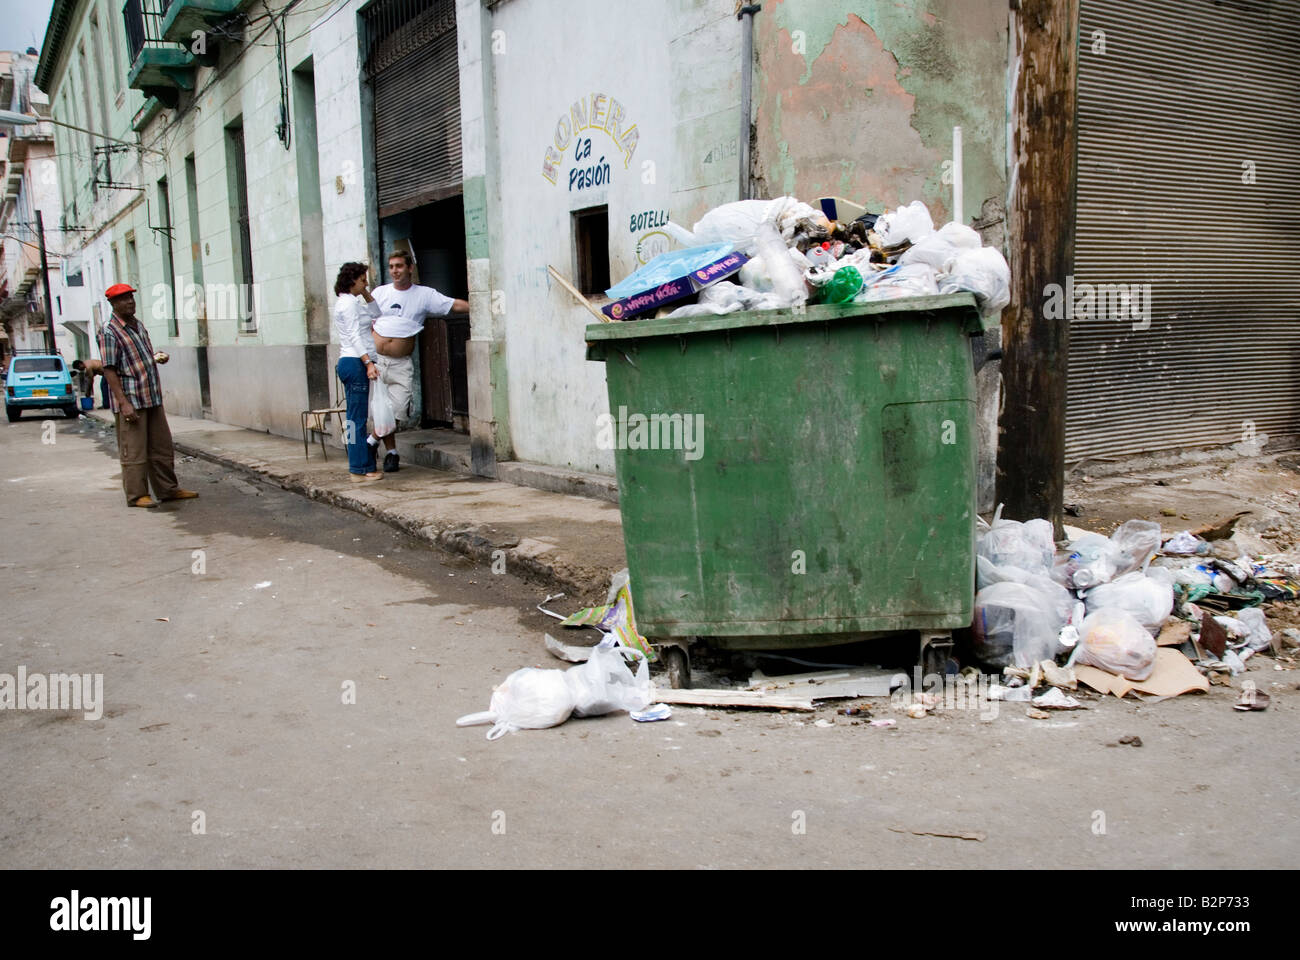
left=1, top=0, right=55, bottom=58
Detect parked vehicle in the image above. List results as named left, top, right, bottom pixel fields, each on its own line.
left=5, top=354, right=78, bottom=421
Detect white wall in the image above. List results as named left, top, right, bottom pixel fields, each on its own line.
left=487, top=0, right=740, bottom=473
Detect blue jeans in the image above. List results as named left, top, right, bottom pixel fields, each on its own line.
left=336, top=357, right=376, bottom=475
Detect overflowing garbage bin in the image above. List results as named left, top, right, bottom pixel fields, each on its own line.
left=587, top=292, right=995, bottom=680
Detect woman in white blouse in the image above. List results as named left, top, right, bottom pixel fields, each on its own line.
left=333, top=262, right=384, bottom=481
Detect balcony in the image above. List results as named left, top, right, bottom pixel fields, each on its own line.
left=160, top=0, right=242, bottom=44
left=123, top=0, right=195, bottom=107
left=4, top=161, right=23, bottom=203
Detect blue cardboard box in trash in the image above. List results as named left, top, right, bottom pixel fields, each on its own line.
left=602, top=244, right=748, bottom=321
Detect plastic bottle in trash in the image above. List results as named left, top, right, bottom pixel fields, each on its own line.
left=824, top=265, right=864, bottom=304
left=806, top=243, right=833, bottom=268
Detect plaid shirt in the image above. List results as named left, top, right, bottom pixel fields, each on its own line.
left=99, top=314, right=163, bottom=411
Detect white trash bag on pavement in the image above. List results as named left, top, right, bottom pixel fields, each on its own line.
left=566, top=639, right=652, bottom=717
left=1083, top=570, right=1174, bottom=632
left=457, top=668, right=575, bottom=740
left=458, top=639, right=653, bottom=740
left=1071, top=608, right=1157, bottom=681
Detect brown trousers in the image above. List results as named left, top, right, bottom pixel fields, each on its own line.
left=115, top=404, right=179, bottom=503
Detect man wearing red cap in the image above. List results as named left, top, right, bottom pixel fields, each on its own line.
left=98, top=283, right=198, bottom=508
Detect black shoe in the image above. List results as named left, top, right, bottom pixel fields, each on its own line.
left=383, top=451, right=400, bottom=473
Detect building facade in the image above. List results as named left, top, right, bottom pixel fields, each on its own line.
left=37, top=0, right=372, bottom=436
left=34, top=0, right=1012, bottom=485
left=1, top=48, right=80, bottom=364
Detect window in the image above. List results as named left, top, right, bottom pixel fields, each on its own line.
left=14, top=358, right=64, bottom=373
left=89, top=14, right=112, bottom=138
left=56, top=296, right=62, bottom=316
left=157, top=178, right=178, bottom=337
left=573, top=205, right=610, bottom=295
left=225, top=120, right=256, bottom=333
left=184, top=154, right=204, bottom=287
left=125, top=234, right=139, bottom=291
left=103, top=0, right=124, bottom=94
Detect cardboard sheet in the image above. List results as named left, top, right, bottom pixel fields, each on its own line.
left=1075, top=648, right=1209, bottom=699
left=1156, top=620, right=1193, bottom=646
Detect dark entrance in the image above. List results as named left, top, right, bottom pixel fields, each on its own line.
left=379, top=196, right=468, bottom=430
left=364, top=0, right=466, bottom=431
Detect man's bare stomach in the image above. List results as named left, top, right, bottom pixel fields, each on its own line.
left=373, top=332, right=416, bottom=357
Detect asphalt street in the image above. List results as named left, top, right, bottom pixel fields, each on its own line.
left=2, top=413, right=1297, bottom=868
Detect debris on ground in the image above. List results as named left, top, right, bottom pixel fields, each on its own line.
left=1233, top=688, right=1270, bottom=712
left=544, top=633, right=594, bottom=663
left=970, top=502, right=1300, bottom=709
left=888, top=824, right=986, bottom=842
left=1031, top=687, right=1084, bottom=710
left=555, top=568, right=655, bottom=659
left=630, top=703, right=672, bottom=722
left=746, top=666, right=908, bottom=700
left=458, top=637, right=654, bottom=740
left=649, top=687, right=814, bottom=711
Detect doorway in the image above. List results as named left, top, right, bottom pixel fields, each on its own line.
left=380, top=194, right=468, bottom=431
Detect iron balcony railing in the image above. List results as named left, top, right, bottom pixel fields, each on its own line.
left=123, top=0, right=179, bottom=62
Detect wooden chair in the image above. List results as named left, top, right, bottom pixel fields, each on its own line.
left=301, top=374, right=348, bottom=460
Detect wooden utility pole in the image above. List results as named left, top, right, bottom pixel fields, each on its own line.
left=996, top=0, right=1078, bottom=538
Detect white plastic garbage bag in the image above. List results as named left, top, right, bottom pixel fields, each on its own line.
left=973, top=580, right=1069, bottom=668
left=668, top=197, right=823, bottom=253
left=1072, top=608, right=1157, bottom=681
left=874, top=200, right=934, bottom=247
left=1058, top=532, right=1124, bottom=589
left=369, top=378, right=397, bottom=438
left=1109, top=519, right=1162, bottom=577
left=1083, top=570, right=1174, bottom=632
left=937, top=246, right=1011, bottom=317
left=457, top=668, right=575, bottom=740
left=1236, top=607, right=1273, bottom=653
left=753, top=220, right=808, bottom=307
left=565, top=641, right=652, bottom=718
left=897, top=223, right=980, bottom=272
left=1162, top=530, right=1201, bottom=554
left=856, top=262, right=939, bottom=301
left=977, top=516, right=1056, bottom=576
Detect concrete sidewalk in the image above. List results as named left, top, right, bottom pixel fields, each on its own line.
left=84, top=408, right=626, bottom=603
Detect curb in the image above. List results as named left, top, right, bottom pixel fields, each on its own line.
left=81, top=411, right=612, bottom=604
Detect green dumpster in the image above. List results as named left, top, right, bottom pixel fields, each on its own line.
left=586, top=292, right=992, bottom=668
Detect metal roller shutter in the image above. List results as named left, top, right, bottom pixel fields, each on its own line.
left=1069, top=0, right=1300, bottom=462
left=365, top=0, right=461, bottom=217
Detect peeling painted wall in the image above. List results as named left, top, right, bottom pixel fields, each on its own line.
left=752, top=0, right=1007, bottom=230
left=754, top=0, right=1008, bottom=510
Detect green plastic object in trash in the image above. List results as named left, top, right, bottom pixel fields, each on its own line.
left=585, top=293, right=992, bottom=650
left=823, top=265, right=864, bottom=303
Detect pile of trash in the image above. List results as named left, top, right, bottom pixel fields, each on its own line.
left=973, top=507, right=1300, bottom=706
left=457, top=569, right=670, bottom=740
left=601, top=196, right=1010, bottom=321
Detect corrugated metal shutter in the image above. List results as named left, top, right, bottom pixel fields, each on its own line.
left=366, top=0, right=461, bottom=217
left=1069, top=0, right=1300, bottom=461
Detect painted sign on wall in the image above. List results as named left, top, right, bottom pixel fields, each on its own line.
left=542, top=93, right=640, bottom=185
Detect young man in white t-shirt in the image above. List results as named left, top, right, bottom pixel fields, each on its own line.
left=370, top=251, right=469, bottom=472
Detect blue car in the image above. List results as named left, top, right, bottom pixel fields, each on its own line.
left=5, top=354, right=79, bottom=421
